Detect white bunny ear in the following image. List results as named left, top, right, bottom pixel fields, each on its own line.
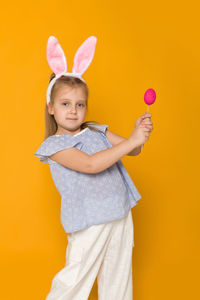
left=46, top=36, right=67, bottom=75
left=72, top=36, right=97, bottom=75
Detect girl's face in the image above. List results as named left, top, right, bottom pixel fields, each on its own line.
left=48, top=85, right=87, bottom=135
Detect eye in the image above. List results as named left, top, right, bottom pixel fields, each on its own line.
left=62, top=103, right=68, bottom=106
left=78, top=103, right=85, bottom=107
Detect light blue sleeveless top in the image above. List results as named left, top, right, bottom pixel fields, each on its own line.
left=34, top=123, right=142, bottom=233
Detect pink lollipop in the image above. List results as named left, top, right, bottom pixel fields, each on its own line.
left=144, top=88, right=156, bottom=112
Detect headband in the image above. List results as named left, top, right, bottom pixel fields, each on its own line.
left=46, top=35, right=97, bottom=105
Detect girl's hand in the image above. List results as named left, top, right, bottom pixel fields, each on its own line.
left=128, top=112, right=154, bottom=148
left=128, top=124, right=151, bottom=147
left=135, top=112, right=153, bottom=131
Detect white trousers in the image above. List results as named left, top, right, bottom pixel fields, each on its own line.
left=46, top=210, right=134, bottom=300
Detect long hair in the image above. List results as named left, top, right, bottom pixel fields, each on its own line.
left=44, top=73, right=101, bottom=140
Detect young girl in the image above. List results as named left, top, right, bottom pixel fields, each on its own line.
left=34, top=36, right=153, bottom=300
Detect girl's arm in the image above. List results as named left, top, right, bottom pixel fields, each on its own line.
left=106, top=129, right=143, bottom=156
left=49, top=137, right=140, bottom=174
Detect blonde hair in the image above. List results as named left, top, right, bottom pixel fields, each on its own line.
left=44, top=73, right=101, bottom=140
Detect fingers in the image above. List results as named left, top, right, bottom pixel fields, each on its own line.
left=141, top=123, right=153, bottom=130
left=140, top=115, right=153, bottom=141
left=138, top=113, right=151, bottom=123
left=145, top=124, right=153, bottom=129
left=141, top=116, right=152, bottom=122
left=141, top=115, right=153, bottom=127
left=141, top=113, right=152, bottom=119
left=141, top=120, right=152, bottom=125
left=140, top=125, right=153, bottom=135
left=140, top=125, right=151, bottom=131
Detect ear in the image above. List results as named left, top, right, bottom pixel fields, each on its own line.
left=72, top=36, right=97, bottom=75
left=47, top=101, right=54, bottom=115
left=46, top=36, right=67, bottom=75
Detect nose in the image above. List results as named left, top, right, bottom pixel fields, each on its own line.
left=69, top=105, right=77, bottom=113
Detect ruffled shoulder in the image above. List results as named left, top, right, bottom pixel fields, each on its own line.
left=87, top=123, right=108, bottom=134
left=34, top=134, right=83, bottom=163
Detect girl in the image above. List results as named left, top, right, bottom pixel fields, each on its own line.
left=34, top=36, right=153, bottom=300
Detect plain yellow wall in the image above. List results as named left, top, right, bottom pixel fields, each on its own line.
left=0, top=0, right=199, bottom=299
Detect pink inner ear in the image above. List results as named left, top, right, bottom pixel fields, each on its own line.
left=72, top=36, right=97, bottom=75
left=47, top=36, right=67, bottom=74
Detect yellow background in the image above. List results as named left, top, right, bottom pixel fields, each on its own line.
left=0, top=0, right=199, bottom=299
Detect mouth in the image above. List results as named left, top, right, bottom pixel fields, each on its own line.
left=67, top=118, right=78, bottom=120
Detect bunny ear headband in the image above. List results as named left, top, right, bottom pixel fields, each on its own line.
left=46, top=35, right=97, bottom=105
